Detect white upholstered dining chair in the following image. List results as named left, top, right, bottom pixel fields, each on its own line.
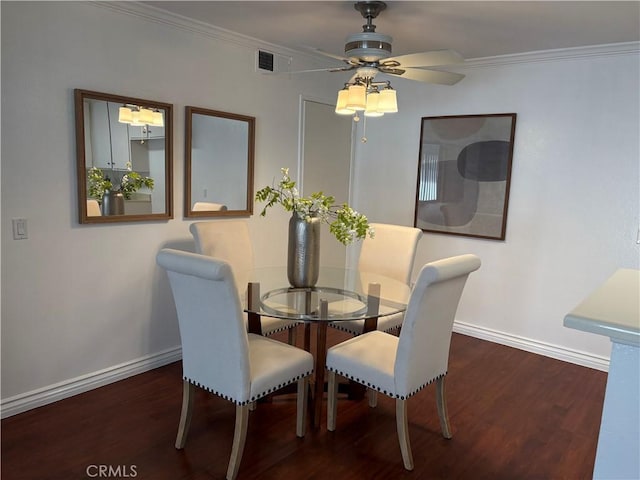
left=192, top=201, right=228, bottom=211
left=87, top=199, right=101, bottom=216
left=156, top=249, right=313, bottom=480
left=330, top=223, right=422, bottom=336
left=326, top=254, right=481, bottom=470
left=190, top=220, right=298, bottom=342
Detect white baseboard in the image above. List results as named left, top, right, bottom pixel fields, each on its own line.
left=0, top=346, right=182, bottom=419
left=454, top=320, right=610, bottom=372
left=1, top=323, right=609, bottom=419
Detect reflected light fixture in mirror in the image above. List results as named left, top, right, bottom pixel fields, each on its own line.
left=119, top=105, right=165, bottom=127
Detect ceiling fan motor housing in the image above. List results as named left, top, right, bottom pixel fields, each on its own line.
left=345, top=32, right=392, bottom=62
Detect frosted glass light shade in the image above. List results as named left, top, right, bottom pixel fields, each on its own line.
left=130, top=110, right=145, bottom=126
left=346, top=84, right=366, bottom=111
left=151, top=110, right=164, bottom=127
left=378, top=89, right=398, bottom=113
left=139, top=108, right=154, bottom=124
left=335, top=89, right=354, bottom=115
left=118, top=106, right=133, bottom=124
left=364, top=91, right=384, bottom=117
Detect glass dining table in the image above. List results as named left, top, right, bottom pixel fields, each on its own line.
left=243, top=266, right=411, bottom=429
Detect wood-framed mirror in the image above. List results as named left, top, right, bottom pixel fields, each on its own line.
left=74, top=89, right=173, bottom=223
left=184, top=106, right=254, bottom=217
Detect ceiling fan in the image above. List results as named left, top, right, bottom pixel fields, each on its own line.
left=305, top=1, right=465, bottom=87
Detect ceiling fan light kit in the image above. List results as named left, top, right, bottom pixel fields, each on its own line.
left=322, top=1, right=464, bottom=120
left=335, top=77, right=397, bottom=117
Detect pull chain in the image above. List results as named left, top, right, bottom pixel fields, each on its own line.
left=361, top=115, right=367, bottom=143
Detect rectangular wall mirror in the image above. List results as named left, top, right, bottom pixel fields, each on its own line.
left=74, top=89, right=173, bottom=223
left=184, top=106, right=254, bottom=217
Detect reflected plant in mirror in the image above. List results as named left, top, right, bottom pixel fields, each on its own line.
left=88, top=164, right=154, bottom=216
left=184, top=106, right=255, bottom=217
left=74, top=89, right=173, bottom=223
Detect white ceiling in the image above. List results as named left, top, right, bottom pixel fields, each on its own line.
left=143, top=1, right=639, bottom=61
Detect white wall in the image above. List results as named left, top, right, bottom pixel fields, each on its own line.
left=352, top=45, right=640, bottom=366
left=0, top=2, right=337, bottom=414
left=2, top=2, right=638, bottom=416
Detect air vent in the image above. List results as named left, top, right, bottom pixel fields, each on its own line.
left=255, top=50, right=291, bottom=74
left=257, top=50, right=274, bottom=72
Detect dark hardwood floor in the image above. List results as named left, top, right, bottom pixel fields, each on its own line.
left=2, top=331, right=607, bottom=479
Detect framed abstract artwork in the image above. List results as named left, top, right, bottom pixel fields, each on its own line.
left=414, top=113, right=517, bottom=240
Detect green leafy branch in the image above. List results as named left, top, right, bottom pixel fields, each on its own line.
left=255, top=168, right=374, bottom=245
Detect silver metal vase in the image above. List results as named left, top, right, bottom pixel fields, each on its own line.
left=287, top=212, right=320, bottom=288
left=101, top=190, right=125, bottom=216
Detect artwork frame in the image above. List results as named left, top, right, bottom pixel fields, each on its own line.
left=414, top=113, right=517, bottom=240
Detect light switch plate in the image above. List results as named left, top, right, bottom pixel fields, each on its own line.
left=12, top=218, right=28, bottom=240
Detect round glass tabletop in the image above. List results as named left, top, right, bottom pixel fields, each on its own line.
left=243, top=267, right=410, bottom=322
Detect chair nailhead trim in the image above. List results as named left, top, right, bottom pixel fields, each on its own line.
left=184, top=369, right=313, bottom=405
left=263, top=325, right=297, bottom=336
left=328, top=323, right=401, bottom=336
left=325, top=368, right=446, bottom=399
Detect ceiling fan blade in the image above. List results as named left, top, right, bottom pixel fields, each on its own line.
left=301, top=46, right=361, bottom=66
left=383, top=50, right=464, bottom=68
left=384, top=67, right=465, bottom=86
left=285, top=66, right=356, bottom=74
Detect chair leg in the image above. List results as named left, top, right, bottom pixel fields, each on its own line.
left=396, top=399, right=414, bottom=471
left=175, top=380, right=194, bottom=449
left=226, top=404, right=249, bottom=480
left=287, top=326, right=296, bottom=345
left=436, top=376, right=452, bottom=439
left=296, top=376, right=308, bottom=437
left=327, top=371, right=338, bottom=431
left=367, top=388, right=378, bottom=408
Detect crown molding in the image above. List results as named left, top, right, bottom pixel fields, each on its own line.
left=460, top=41, right=640, bottom=69
left=91, top=1, right=310, bottom=62
left=91, top=2, right=638, bottom=69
